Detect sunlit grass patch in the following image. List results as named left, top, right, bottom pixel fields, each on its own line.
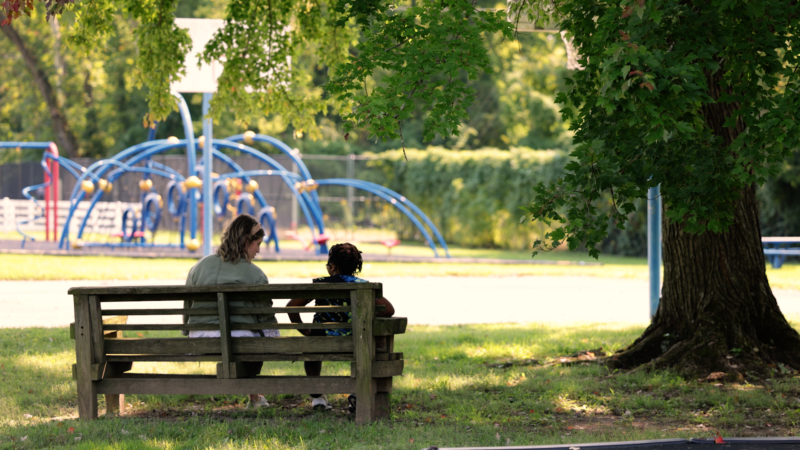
left=2, top=322, right=800, bottom=449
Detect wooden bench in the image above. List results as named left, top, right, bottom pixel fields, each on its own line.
left=68, top=283, right=406, bottom=424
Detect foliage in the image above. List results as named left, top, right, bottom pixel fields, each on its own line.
left=365, top=147, right=568, bottom=248
left=759, top=149, right=800, bottom=238
left=508, top=0, right=800, bottom=258
left=326, top=1, right=513, bottom=148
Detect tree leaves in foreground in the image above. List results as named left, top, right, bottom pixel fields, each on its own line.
left=326, top=1, right=513, bottom=150
left=510, top=0, right=800, bottom=258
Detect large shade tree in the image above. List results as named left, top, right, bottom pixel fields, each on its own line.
left=511, top=0, right=800, bottom=377
left=4, top=0, right=799, bottom=377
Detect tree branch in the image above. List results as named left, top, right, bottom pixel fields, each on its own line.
left=0, top=14, right=78, bottom=157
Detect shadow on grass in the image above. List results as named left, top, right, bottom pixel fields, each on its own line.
left=2, top=323, right=800, bottom=449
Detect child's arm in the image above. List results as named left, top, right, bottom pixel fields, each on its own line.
left=286, top=298, right=313, bottom=336
left=375, top=297, right=394, bottom=317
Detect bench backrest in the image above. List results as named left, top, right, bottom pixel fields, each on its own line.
left=69, top=283, right=406, bottom=375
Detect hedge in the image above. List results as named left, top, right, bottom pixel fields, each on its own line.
left=364, top=147, right=570, bottom=249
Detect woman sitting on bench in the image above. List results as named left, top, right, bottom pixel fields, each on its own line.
left=286, top=243, right=395, bottom=412
left=183, top=214, right=278, bottom=408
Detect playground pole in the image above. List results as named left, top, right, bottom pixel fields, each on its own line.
left=202, top=93, right=214, bottom=256
left=648, top=184, right=662, bottom=319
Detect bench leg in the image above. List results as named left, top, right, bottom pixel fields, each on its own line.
left=375, top=378, right=392, bottom=420
left=105, top=394, right=125, bottom=415
left=77, top=380, right=98, bottom=420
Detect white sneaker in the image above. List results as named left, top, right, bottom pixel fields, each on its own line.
left=311, top=395, right=333, bottom=411
left=248, top=395, right=269, bottom=409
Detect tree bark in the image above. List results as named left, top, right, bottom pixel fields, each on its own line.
left=608, top=66, right=800, bottom=379
left=1, top=17, right=78, bottom=157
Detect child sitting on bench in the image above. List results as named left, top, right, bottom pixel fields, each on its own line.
left=287, top=243, right=395, bottom=411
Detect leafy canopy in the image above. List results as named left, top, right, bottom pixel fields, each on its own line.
left=2, top=0, right=513, bottom=143
left=509, top=0, right=800, bottom=258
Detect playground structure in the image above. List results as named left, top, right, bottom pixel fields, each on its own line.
left=0, top=94, right=450, bottom=257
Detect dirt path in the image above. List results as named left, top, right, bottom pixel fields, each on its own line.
left=3, top=276, right=800, bottom=328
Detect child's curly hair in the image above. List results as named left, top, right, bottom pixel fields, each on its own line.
left=327, top=243, right=363, bottom=275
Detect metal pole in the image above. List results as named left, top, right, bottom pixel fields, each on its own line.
left=202, top=93, right=214, bottom=257
left=648, top=184, right=662, bottom=318
left=347, top=154, right=355, bottom=229
left=291, top=160, right=298, bottom=231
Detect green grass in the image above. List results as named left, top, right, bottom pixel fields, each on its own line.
left=2, top=322, right=800, bottom=449
left=2, top=254, right=800, bottom=291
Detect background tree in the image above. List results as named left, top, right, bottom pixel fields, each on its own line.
left=511, top=0, right=800, bottom=377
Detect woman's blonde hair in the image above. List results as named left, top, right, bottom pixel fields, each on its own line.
left=216, top=214, right=264, bottom=263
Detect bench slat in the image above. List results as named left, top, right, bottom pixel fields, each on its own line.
left=102, top=322, right=353, bottom=331
left=96, top=375, right=356, bottom=395
left=105, top=337, right=353, bottom=355
left=100, top=306, right=355, bottom=316
left=105, top=353, right=356, bottom=362
left=70, top=283, right=383, bottom=295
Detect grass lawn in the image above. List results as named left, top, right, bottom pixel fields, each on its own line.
left=2, top=322, right=800, bottom=449
left=2, top=253, right=800, bottom=291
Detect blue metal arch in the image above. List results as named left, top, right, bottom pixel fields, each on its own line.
left=316, top=179, right=444, bottom=257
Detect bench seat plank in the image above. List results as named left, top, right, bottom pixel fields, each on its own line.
left=100, top=306, right=354, bottom=316
left=106, top=353, right=356, bottom=362
left=103, top=322, right=354, bottom=331
left=97, top=376, right=356, bottom=395
left=105, top=337, right=353, bottom=355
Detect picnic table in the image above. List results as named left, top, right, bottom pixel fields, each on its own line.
left=762, top=237, right=800, bottom=269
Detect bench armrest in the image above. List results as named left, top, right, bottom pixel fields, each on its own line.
left=373, top=317, right=407, bottom=336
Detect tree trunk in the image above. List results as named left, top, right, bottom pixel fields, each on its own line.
left=1, top=17, right=78, bottom=157
left=608, top=67, right=800, bottom=379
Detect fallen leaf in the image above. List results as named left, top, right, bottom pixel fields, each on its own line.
left=568, top=426, right=574, bottom=430
left=706, top=372, right=726, bottom=381
left=57, top=422, right=64, bottom=427
left=75, top=437, right=82, bottom=441
left=27, top=389, right=33, bottom=394
left=425, top=417, right=432, bottom=423
left=715, top=432, right=726, bottom=444
left=529, top=409, right=535, bottom=413
left=440, top=414, right=447, bottom=418
left=409, top=438, right=414, bottom=443
left=594, top=391, right=600, bottom=395
left=20, top=436, right=28, bottom=441
left=320, top=429, right=327, bottom=434
left=121, top=429, right=130, bottom=435
left=494, top=422, right=500, bottom=428
left=766, top=423, right=773, bottom=427
left=405, top=404, right=413, bottom=409
left=67, top=427, right=75, bottom=433
left=23, top=414, right=32, bottom=418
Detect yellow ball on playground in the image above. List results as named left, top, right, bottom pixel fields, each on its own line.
left=245, top=180, right=259, bottom=193
left=294, top=181, right=306, bottom=193
left=197, top=135, right=205, bottom=148
left=186, top=239, right=201, bottom=251
left=99, top=179, right=113, bottom=193
left=81, top=180, right=95, bottom=195
left=157, top=195, right=164, bottom=209
left=138, top=179, right=153, bottom=191
left=305, top=179, right=318, bottom=191
left=185, top=176, right=202, bottom=189
left=243, top=130, right=256, bottom=145
left=167, top=136, right=180, bottom=144
left=179, top=181, right=187, bottom=193
left=72, top=239, right=85, bottom=249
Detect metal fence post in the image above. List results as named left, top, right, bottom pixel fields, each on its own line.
left=648, top=184, right=662, bottom=318
left=291, top=160, right=298, bottom=231
left=346, top=154, right=355, bottom=230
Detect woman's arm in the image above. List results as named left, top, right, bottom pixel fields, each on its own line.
left=286, top=298, right=313, bottom=336
left=375, top=297, right=395, bottom=317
